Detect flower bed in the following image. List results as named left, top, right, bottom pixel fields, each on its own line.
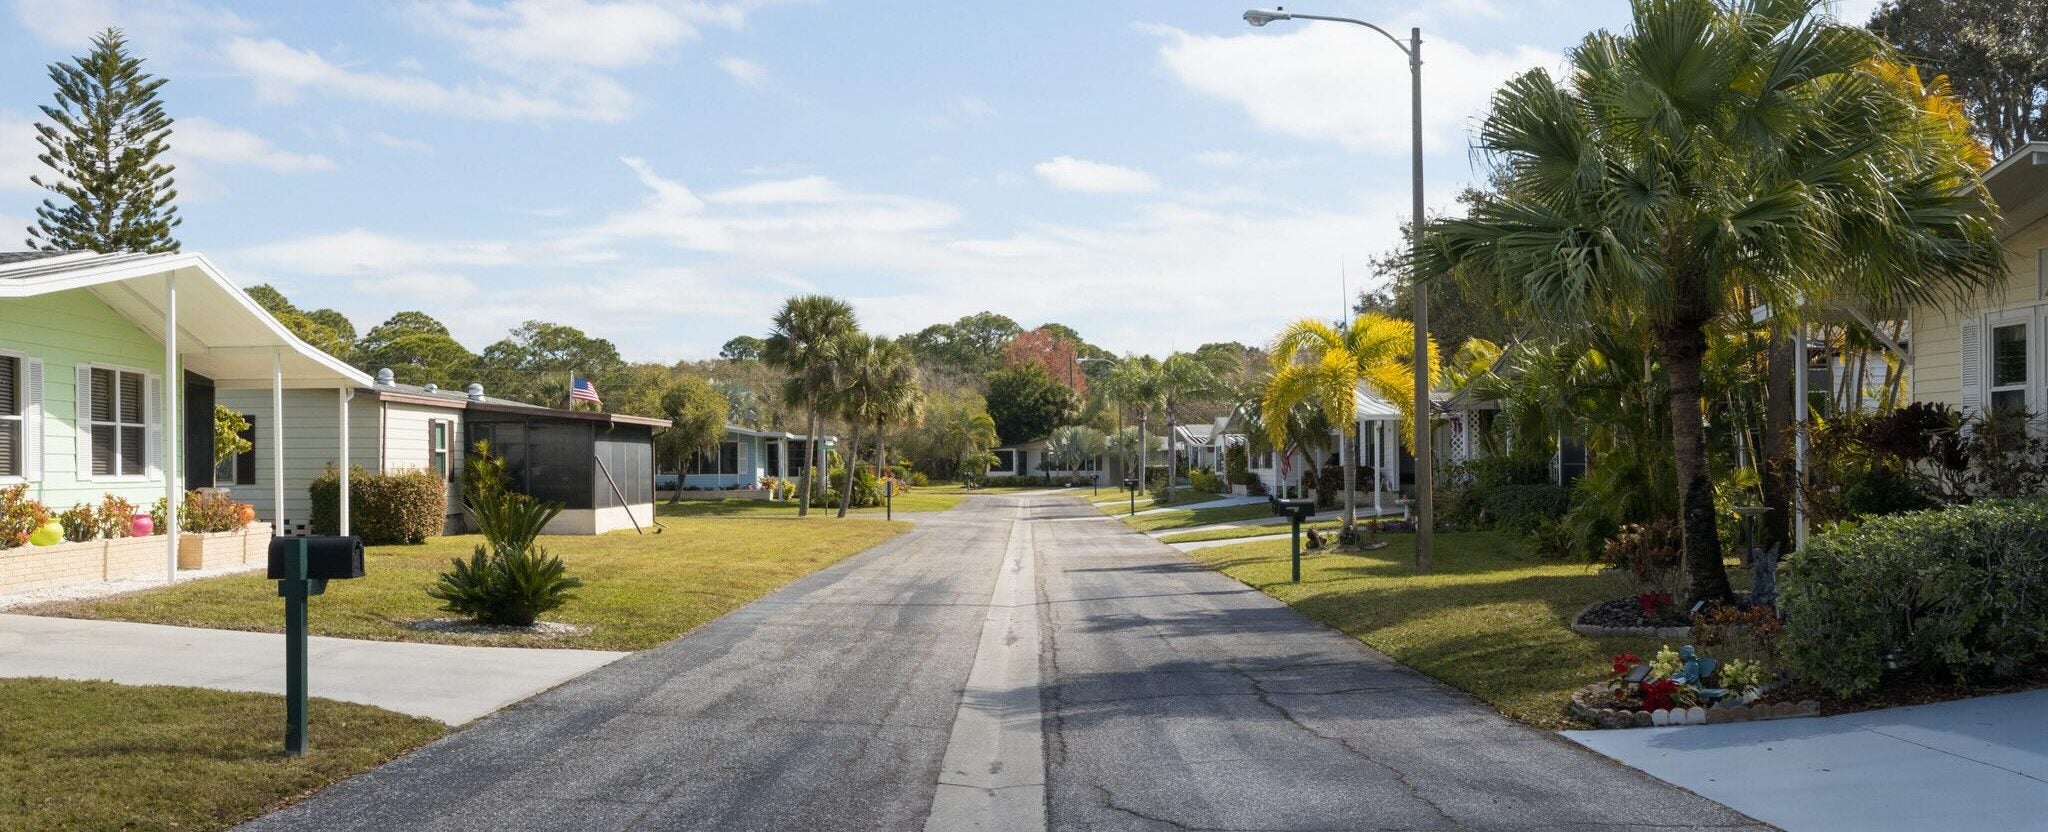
left=1569, top=683, right=1819, bottom=728
left=0, top=536, right=169, bottom=595
left=176, top=523, right=273, bottom=570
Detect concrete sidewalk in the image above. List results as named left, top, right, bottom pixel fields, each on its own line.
left=1565, top=688, right=2048, bottom=831
left=0, top=614, right=626, bottom=724
left=1126, top=494, right=1265, bottom=516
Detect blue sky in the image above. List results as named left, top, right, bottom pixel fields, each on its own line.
left=0, top=0, right=1881, bottom=361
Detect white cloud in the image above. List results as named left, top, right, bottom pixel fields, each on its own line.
left=1033, top=156, right=1160, bottom=194
left=350, top=271, right=480, bottom=299
left=919, top=95, right=996, bottom=129
left=406, top=0, right=694, bottom=71
left=0, top=114, right=41, bottom=193
left=223, top=37, right=631, bottom=122
left=12, top=0, right=249, bottom=55
left=1150, top=23, right=1556, bottom=154
left=369, top=132, right=434, bottom=153
left=716, top=56, right=769, bottom=87
left=176, top=117, right=335, bottom=173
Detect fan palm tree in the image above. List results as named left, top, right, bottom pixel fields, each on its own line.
left=762, top=295, right=859, bottom=516
left=1103, top=356, right=1163, bottom=489
left=1264, top=312, right=1438, bottom=534
left=1426, top=0, right=2004, bottom=603
left=822, top=333, right=894, bottom=518
left=864, top=339, right=923, bottom=489
left=1046, top=425, right=1109, bottom=480
left=1156, top=352, right=1223, bottom=504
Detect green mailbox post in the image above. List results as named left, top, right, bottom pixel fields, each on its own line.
left=1122, top=478, right=1139, bottom=515
left=885, top=478, right=895, bottom=521
left=268, top=535, right=365, bottom=756
left=1273, top=498, right=1316, bottom=583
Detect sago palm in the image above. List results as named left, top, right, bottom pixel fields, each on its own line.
left=1426, top=0, right=2004, bottom=603
left=1264, top=312, right=1439, bottom=532
left=762, top=295, right=858, bottom=516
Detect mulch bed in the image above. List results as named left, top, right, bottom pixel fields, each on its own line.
left=1576, top=597, right=1692, bottom=630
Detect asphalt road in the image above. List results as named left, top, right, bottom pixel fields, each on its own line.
left=242, top=496, right=1766, bottom=832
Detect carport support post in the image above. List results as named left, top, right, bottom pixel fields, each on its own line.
left=282, top=537, right=311, bottom=756
left=163, top=274, right=179, bottom=583
left=272, top=352, right=285, bottom=532
left=338, top=388, right=351, bottom=537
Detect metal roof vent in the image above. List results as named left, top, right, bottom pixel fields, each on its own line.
left=422, top=383, right=438, bottom=393
left=375, top=368, right=395, bottom=386
left=466, top=383, right=485, bottom=402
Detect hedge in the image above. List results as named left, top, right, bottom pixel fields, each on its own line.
left=1481, top=483, right=1569, bottom=532
left=310, top=466, right=447, bottom=545
left=1782, top=496, right=2048, bottom=698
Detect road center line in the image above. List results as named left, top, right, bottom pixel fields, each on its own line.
left=922, top=517, right=1048, bottom=832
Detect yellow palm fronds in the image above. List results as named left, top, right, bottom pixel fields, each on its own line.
left=1263, top=312, right=1441, bottom=451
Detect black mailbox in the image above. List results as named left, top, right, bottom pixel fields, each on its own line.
left=267, top=536, right=366, bottom=580
left=1274, top=498, right=1317, bottom=522
left=1122, top=478, right=1139, bottom=490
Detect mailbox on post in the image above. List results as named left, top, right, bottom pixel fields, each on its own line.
left=1273, top=498, right=1316, bottom=583
left=1122, top=478, right=1139, bottom=515
left=270, top=535, right=365, bottom=756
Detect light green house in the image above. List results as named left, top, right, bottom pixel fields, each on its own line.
left=0, top=251, right=369, bottom=579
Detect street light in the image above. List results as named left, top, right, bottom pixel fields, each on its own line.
left=1243, top=6, right=1434, bottom=572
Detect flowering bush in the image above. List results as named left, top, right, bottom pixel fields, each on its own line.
left=1639, top=678, right=1680, bottom=711
left=0, top=485, right=49, bottom=549
left=1609, top=652, right=1640, bottom=676
left=58, top=503, right=97, bottom=542
left=1720, top=659, right=1765, bottom=696
left=95, top=494, right=136, bottom=538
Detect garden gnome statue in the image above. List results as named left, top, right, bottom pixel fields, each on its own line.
left=1750, top=542, right=1781, bottom=609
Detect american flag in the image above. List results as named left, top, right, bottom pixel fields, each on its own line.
left=569, top=376, right=602, bottom=406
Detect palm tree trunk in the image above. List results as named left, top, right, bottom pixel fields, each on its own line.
left=1762, top=329, right=1794, bottom=553
left=1659, top=321, right=1736, bottom=605
left=838, top=423, right=860, bottom=518
left=1138, top=413, right=1149, bottom=495
left=798, top=401, right=817, bottom=516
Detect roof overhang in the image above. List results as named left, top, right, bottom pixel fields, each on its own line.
left=1986, top=143, right=2048, bottom=240
left=0, top=252, right=370, bottom=390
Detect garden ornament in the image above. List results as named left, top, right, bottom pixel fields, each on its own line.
left=1749, top=542, right=1781, bottom=609
left=28, top=521, right=63, bottom=546
left=1671, top=645, right=1729, bottom=701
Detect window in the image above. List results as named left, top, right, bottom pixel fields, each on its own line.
left=1990, top=322, right=2029, bottom=414
left=430, top=420, right=453, bottom=482
left=87, top=367, right=149, bottom=478
left=215, top=414, right=256, bottom=486
left=991, top=449, right=1015, bottom=472
left=0, top=356, right=19, bottom=478
left=688, top=440, right=740, bottom=475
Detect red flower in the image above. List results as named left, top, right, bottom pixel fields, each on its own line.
left=1637, top=591, right=1673, bottom=617
left=1640, top=679, right=1679, bottom=712
left=1611, top=653, right=1641, bottom=676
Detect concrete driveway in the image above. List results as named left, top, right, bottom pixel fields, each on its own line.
left=234, top=495, right=1761, bottom=831
left=1567, top=688, right=2048, bottom=831
left=0, top=614, right=626, bottom=724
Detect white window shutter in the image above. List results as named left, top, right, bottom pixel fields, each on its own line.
left=145, top=374, right=163, bottom=479
left=74, top=365, right=92, bottom=478
left=1959, top=318, right=1984, bottom=418
left=24, top=359, right=43, bottom=481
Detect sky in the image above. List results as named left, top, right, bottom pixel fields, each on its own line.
left=0, top=0, right=1885, bottom=362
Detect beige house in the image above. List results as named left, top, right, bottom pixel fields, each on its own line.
left=1910, top=143, right=2048, bottom=414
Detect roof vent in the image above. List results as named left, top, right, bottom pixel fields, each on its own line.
left=375, top=368, right=395, bottom=386
left=466, top=383, right=485, bottom=402
left=422, top=383, right=438, bottom=393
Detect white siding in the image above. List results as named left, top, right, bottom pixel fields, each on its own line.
left=1912, top=214, right=2048, bottom=407
left=216, top=390, right=462, bottom=528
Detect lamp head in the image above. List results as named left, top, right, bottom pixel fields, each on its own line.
left=1243, top=8, right=1292, bottom=26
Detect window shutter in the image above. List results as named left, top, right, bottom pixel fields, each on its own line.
left=145, top=374, right=163, bottom=479
left=24, top=359, right=43, bottom=481
left=74, top=365, right=92, bottom=478
left=1959, top=318, right=1984, bottom=418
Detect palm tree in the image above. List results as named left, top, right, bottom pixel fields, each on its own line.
left=823, top=333, right=890, bottom=518
left=1426, top=0, right=2004, bottom=603
left=1103, top=356, right=1163, bottom=491
left=863, top=339, right=923, bottom=495
left=1264, top=312, right=1437, bottom=536
left=1046, top=425, right=1108, bottom=480
left=1156, top=353, right=1222, bottom=504
left=762, top=295, right=858, bottom=516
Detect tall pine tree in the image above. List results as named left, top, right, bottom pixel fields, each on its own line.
left=28, top=28, right=181, bottom=253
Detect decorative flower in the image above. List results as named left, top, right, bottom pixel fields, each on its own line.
left=1648, top=645, right=1681, bottom=680
left=1640, top=678, right=1679, bottom=711
left=1610, top=652, right=1640, bottom=676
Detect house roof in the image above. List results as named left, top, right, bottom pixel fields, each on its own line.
left=360, top=374, right=671, bottom=428
left=1354, top=384, right=1403, bottom=420
left=0, top=251, right=370, bottom=389
left=725, top=424, right=837, bottom=442
left=1986, top=142, right=2048, bottom=238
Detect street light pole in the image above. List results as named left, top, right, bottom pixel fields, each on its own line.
left=1244, top=8, right=1432, bottom=572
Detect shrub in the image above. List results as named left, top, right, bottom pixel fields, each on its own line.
left=1, top=485, right=50, bottom=549
left=148, top=491, right=245, bottom=535
left=427, top=489, right=581, bottom=627
left=94, top=494, right=135, bottom=539
left=461, top=440, right=511, bottom=510
left=1781, top=497, right=2048, bottom=698
left=1605, top=519, right=1684, bottom=601
left=910, top=471, right=930, bottom=488
left=850, top=466, right=882, bottom=508
left=1315, top=465, right=1344, bottom=508
left=1482, top=483, right=1569, bottom=532
left=310, top=466, right=447, bottom=545
left=1245, top=478, right=1269, bottom=497
left=1224, top=444, right=1251, bottom=486
left=58, top=503, right=97, bottom=542
left=1189, top=468, right=1226, bottom=495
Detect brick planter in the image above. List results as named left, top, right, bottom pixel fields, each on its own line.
left=0, top=534, right=189, bottom=595
left=176, top=523, right=273, bottom=570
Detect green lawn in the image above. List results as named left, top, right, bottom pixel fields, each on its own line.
left=1158, top=518, right=1343, bottom=544
left=1182, top=531, right=1720, bottom=728
left=1119, top=501, right=1278, bottom=533
left=1, top=678, right=443, bottom=832
left=21, top=515, right=908, bottom=652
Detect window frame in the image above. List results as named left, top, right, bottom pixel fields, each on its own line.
left=0, top=352, right=22, bottom=481
left=83, top=363, right=154, bottom=482
left=1986, top=309, right=2036, bottom=417
left=430, top=419, right=454, bottom=482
